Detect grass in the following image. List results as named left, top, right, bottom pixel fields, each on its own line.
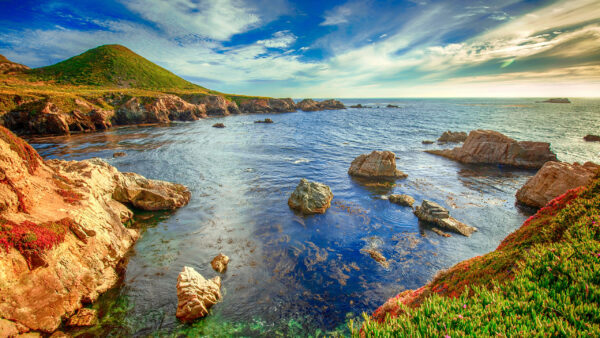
left=356, top=178, right=600, bottom=336
left=27, top=45, right=202, bottom=90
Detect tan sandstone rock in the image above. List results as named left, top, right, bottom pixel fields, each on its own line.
left=176, top=267, right=222, bottom=322
left=426, top=130, right=557, bottom=169
left=388, top=194, right=415, bottom=207
left=211, top=253, right=230, bottom=273
left=66, top=308, right=97, bottom=327
left=414, top=200, right=476, bottom=237
left=438, top=130, right=467, bottom=143
left=0, top=126, right=190, bottom=333
left=516, top=161, right=600, bottom=208
left=348, top=151, right=408, bottom=179
left=288, top=179, right=334, bottom=215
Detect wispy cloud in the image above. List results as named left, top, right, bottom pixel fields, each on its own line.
left=257, top=30, right=297, bottom=49
left=320, top=3, right=353, bottom=26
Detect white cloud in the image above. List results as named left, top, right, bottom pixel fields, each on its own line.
left=257, top=30, right=296, bottom=49
left=320, top=5, right=353, bottom=26
left=121, top=0, right=261, bottom=40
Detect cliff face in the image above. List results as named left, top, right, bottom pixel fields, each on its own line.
left=0, top=126, right=190, bottom=334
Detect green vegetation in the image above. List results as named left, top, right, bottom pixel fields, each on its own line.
left=28, top=45, right=202, bottom=90
left=355, top=178, right=600, bottom=336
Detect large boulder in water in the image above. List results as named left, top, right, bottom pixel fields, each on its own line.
left=297, top=99, right=320, bottom=112
left=348, top=151, right=408, bottom=179
left=288, top=179, right=333, bottom=215
left=176, top=267, right=222, bottom=322
left=414, top=200, right=476, bottom=237
left=426, top=130, right=557, bottom=169
left=516, top=161, right=600, bottom=208
left=438, top=130, right=467, bottom=143
left=584, top=134, right=600, bottom=142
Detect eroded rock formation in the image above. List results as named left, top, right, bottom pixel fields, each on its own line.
left=297, top=99, right=345, bottom=111
left=0, top=126, right=190, bottom=333
left=414, top=200, right=476, bottom=237
left=426, top=130, right=557, bottom=169
left=211, top=253, right=230, bottom=273
left=516, top=161, right=599, bottom=208
left=438, top=130, right=467, bottom=143
left=348, top=151, right=408, bottom=179
left=288, top=179, right=333, bottom=215
left=176, top=266, right=222, bottom=322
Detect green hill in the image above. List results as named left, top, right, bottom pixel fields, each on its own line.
left=28, top=45, right=202, bottom=90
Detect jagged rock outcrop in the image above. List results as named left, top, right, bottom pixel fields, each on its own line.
left=0, top=126, right=190, bottom=333
left=414, top=200, right=476, bottom=237
left=239, top=98, right=296, bottom=114
left=114, top=95, right=206, bottom=124
left=426, top=130, right=557, bottom=169
left=176, top=267, right=222, bottom=322
left=438, top=130, right=467, bottom=143
left=211, top=253, right=230, bottom=273
left=388, top=194, right=415, bottom=207
left=584, top=134, right=600, bottom=142
left=288, top=179, right=333, bottom=215
left=348, top=151, right=408, bottom=179
left=297, top=99, right=345, bottom=111
left=516, top=161, right=600, bottom=208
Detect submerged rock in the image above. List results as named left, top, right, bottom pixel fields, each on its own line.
left=387, top=104, right=399, bottom=108
left=211, top=253, right=230, bottom=273
left=363, top=248, right=389, bottom=268
left=113, top=151, right=126, bottom=158
left=414, top=200, right=476, bottom=237
left=426, top=130, right=557, bottom=169
left=348, top=151, right=408, bottom=179
left=432, top=228, right=451, bottom=237
left=422, top=140, right=434, bottom=145
left=66, top=308, right=98, bottom=327
left=288, top=179, right=334, bottom=215
left=388, top=194, right=415, bottom=207
left=437, top=130, right=467, bottom=143
left=176, top=267, right=222, bottom=322
left=516, top=161, right=600, bottom=208
left=212, top=123, right=225, bottom=128
left=584, top=134, right=600, bottom=142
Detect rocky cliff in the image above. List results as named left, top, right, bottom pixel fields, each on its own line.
left=0, top=126, right=190, bottom=334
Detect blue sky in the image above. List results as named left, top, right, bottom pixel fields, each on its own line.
left=1, top=0, right=599, bottom=97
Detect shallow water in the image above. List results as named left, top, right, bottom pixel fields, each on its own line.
left=28, top=98, right=600, bottom=336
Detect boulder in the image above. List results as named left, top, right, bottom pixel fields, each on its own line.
left=414, top=200, right=476, bottom=237
left=288, top=179, right=333, bottom=215
left=422, top=140, right=434, bottom=145
left=176, top=267, right=222, bottom=322
left=516, top=161, right=600, bottom=208
left=212, top=123, right=225, bottom=128
left=388, top=194, right=415, bottom=207
left=584, top=134, right=600, bottom=142
left=319, top=99, right=346, bottom=110
left=66, top=308, right=98, bottom=327
left=426, top=130, right=557, bottom=169
left=254, top=118, right=274, bottom=124
left=113, top=152, right=126, bottom=158
left=350, top=104, right=365, bottom=108
left=438, top=131, right=467, bottom=143
left=211, top=253, right=230, bottom=273
left=348, top=151, right=407, bottom=179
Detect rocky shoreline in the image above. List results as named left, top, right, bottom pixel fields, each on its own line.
left=0, top=93, right=345, bottom=136
left=0, top=126, right=189, bottom=334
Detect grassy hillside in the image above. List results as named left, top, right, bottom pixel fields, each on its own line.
left=27, top=45, right=202, bottom=90
left=356, top=177, right=600, bottom=336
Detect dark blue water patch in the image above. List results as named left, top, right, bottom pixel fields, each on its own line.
left=27, top=98, right=600, bottom=335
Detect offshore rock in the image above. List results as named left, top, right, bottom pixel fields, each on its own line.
left=254, top=118, right=274, bottom=124
left=414, top=200, right=476, bottom=237
left=211, top=253, right=230, bottom=273
left=212, top=123, right=225, bottom=128
left=516, top=161, right=600, bottom=208
left=584, top=134, right=600, bottom=142
left=426, top=130, right=557, bottom=169
left=288, top=179, right=334, bottom=215
left=363, top=248, right=389, bottom=268
left=0, top=126, right=190, bottom=333
left=348, top=151, right=408, bottom=179
left=239, top=98, right=296, bottom=114
left=438, top=130, right=467, bottom=143
left=297, top=99, right=345, bottom=111
left=176, top=267, right=222, bottom=322
left=388, top=194, right=415, bottom=207
left=540, top=98, right=570, bottom=103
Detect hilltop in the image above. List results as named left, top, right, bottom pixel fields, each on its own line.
left=27, top=45, right=201, bottom=90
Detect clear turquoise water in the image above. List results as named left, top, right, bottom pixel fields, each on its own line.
left=28, top=98, right=600, bottom=336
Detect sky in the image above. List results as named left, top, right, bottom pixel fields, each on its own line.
left=0, top=0, right=599, bottom=97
